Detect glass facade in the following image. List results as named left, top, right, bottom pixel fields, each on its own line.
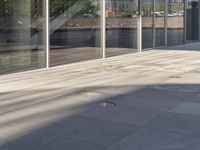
left=106, top=0, right=138, bottom=57
left=0, top=0, right=46, bottom=75
left=50, top=0, right=101, bottom=66
left=0, top=0, right=199, bottom=75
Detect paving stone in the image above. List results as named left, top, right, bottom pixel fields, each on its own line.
left=113, top=89, right=182, bottom=111
left=0, top=133, right=51, bottom=150
left=40, top=138, right=106, bottom=150
left=1, top=133, right=105, bottom=150
left=107, top=128, right=200, bottom=150
left=153, top=84, right=200, bottom=93
left=189, top=94, right=200, bottom=103
left=81, top=106, right=161, bottom=126
left=135, top=87, right=193, bottom=101
left=153, top=73, right=200, bottom=93
left=39, top=116, right=136, bottom=146
left=146, top=112, right=200, bottom=136
left=169, top=102, right=200, bottom=117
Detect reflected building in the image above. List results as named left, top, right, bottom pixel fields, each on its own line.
left=115, top=0, right=138, bottom=14
left=0, top=0, right=200, bottom=75
left=106, top=0, right=138, bottom=15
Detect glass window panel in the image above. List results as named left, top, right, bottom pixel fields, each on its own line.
left=155, top=0, right=165, bottom=47
left=50, top=0, right=101, bottom=66
left=0, top=0, right=46, bottom=75
left=106, top=0, right=138, bottom=57
left=142, top=0, right=153, bottom=49
left=167, top=0, right=184, bottom=46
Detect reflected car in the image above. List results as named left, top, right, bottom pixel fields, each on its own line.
left=154, top=12, right=164, bottom=17
left=168, top=13, right=176, bottom=17
left=83, top=14, right=94, bottom=18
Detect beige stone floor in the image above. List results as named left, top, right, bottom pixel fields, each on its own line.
left=1, top=42, right=200, bottom=150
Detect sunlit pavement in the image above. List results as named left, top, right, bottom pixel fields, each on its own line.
left=1, top=43, right=200, bottom=150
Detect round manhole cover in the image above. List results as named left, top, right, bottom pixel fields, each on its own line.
left=98, top=102, right=116, bottom=107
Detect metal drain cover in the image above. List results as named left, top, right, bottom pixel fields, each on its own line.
left=98, top=102, right=116, bottom=107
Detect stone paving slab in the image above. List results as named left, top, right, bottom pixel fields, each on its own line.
left=146, top=112, right=200, bottom=137
left=1, top=133, right=106, bottom=150
left=37, top=116, right=137, bottom=146
left=153, top=72, right=200, bottom=93
left=169, top=102, right=200, bottom=117
left=81, top=106, right=162, bottom=126
left=111, top=87, right=192, bottom=112
left=107, top=128, right=200, bottom=150
left=188, top=93, right=200, bottom=103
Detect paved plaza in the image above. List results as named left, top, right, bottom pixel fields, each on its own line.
left=1, top=43, right=200, bottom=150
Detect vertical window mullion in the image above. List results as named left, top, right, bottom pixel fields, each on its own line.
left=45, top=0, right=50, bottom=68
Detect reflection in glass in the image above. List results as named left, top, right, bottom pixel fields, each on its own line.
left=167, top=0, right=184, bottom=46
left=142, top=0, right=153, bottom=49
left=155, top=0, right=165, bottom=47
left=106, top=0, right=138, bottom=57
left=0, top=0, right=45, bottom=75
left=50, top=0, right=101, bottom=66
left=186, top=0, right=199, bottom=42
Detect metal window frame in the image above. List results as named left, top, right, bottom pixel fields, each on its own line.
left=153, top=0, right=156, bottom=48
left=184, top=0, right=187, bottom=44
left=138, top=0, right=142, bottom=52
left=45, top=0, right=50, bottom=68
left=101, top=0, right=106, bottom=58
left=165, top=0, right=168, bottom=46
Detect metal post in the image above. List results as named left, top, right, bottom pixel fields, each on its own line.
left=138, top=0, right=142, bottom=52
left=183, top=0, right=187, bottom=44
left=101, top=0, right=106, bottom=58
left=45, top=0, right=50, bottom=68
left=164, top=0, right=168, bottom=46
left=153, top=0, right=156, bottom=48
